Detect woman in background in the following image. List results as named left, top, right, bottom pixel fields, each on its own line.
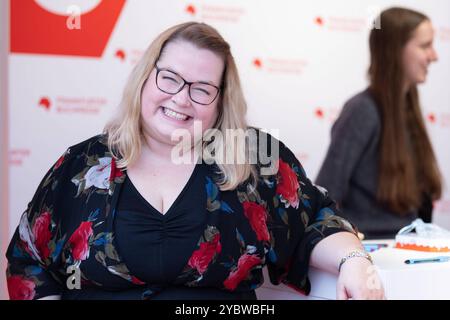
left=316, top=7, right=442, bottom=239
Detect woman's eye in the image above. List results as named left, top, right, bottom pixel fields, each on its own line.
left=193, top=88, right=211, bottom=96
left=162, top=76, right=179, bottom=83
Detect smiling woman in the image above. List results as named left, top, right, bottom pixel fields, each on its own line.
left=6, top=22, right=384, bottom=300
left=139, top=40, right=223, bottom=151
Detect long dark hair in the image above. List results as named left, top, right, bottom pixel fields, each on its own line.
left=368, top=7, right=442, bottom=214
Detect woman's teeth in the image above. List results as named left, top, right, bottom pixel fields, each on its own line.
left=162, top=107, right=190, bottom=121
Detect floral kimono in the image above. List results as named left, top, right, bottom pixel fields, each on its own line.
left=6, top=132, right=356, bottom=300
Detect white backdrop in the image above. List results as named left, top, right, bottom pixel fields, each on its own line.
left=2, top=0, right=450, bottom=299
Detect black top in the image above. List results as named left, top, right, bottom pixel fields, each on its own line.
left=111, top=165, right=257, bottom=299
left=114, top=164, right=208, bottom=284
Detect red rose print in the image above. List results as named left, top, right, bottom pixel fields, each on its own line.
left=68, top=221, right=93, bottom=261
left=223, top=254, right=261, bottom=291
left=7, top=275, right=36, bottom=300
left=32, top=212, right=52, bottom=260
left=276, top=159, right=300, bottom=209
left=110, top=157, right=124, bottom=181
left=188, top=234, right=222, bottom=275
left=242, top=202, right=270, bottom=242
left=131, top=276, right=145, bottom=285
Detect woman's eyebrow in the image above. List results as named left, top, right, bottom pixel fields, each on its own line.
left=160, top=65, right=217, bottom=85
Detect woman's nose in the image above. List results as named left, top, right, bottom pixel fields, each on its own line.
left=172, top=84, right=192, bottom=107
left=429, top=47, right=438, bottom=62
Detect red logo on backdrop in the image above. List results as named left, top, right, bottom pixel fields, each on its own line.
left=10, top=149, right=32, bottom=166
left=115, top=49, right=126, bottom=62
left=253, top=58, right=262, bottom=68
left=39, top=97, right=51, bottom=110
left=314, top=14, right=366, bottom=32
left=184, top=3, right=245, bottom=23
left=11, top=0, right=126, bottom=57
left=425, top=111, right=450, bottom=128
left=252, top=57, right=307, bottom=75
left=315, top=108, right=324, bottom=119
left=37, top=95, right=107, bottom=114
left=315, top=16, right=324, bottom=26
left=313, top=106, right=340, bottom=123
left=186, top=4, right=196, bottom=15
left=112, top=48, right=143, bottom=65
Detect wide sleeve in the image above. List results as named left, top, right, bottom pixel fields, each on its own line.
left=5, top=149, right=70, bottom=300
left=315, top=94, right=380, bottom=203
left=265, top=141, right=357, bottom=295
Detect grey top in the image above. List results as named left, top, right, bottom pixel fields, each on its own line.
left=316, top=88, right=417, bottom=239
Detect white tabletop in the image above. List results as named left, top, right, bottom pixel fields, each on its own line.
left=256, top=240, right=450, bottom=300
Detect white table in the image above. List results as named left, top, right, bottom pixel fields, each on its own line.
left=256, top=240, right=450, bottom=300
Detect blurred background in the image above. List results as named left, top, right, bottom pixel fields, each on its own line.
left=1, top=0, right=449, bottom=299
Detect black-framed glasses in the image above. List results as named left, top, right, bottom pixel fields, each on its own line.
left=155, top=65, right=221, bottom=105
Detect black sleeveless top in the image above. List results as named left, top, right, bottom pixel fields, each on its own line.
left=114, top=164, right=208, bottom=284
left=113, top=164, right=256, bottom=299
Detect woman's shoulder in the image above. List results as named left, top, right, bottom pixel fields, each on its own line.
left=65, top=134, right=109, bottom=156
left=56, top=134, right=109, bottom=169
left=249, top=126, right=297, bottom=154
left=341, top=88, right=380, bottom=121
left=248, top=126, right=285, bottom=156
left=333, top=89, right=381, bottom=135
left=248, top=127, right=300, bottom=172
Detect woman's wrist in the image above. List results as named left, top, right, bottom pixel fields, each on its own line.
left=338, top=249, right=373, bottom=272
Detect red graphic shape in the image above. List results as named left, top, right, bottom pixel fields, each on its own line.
left=39, top=97, right=51, bottom=110
left=315, top=108, right=324, bottom=118
left=11, top=0, right=126, bottom=57
left=315, top=16, right=324, bottom=26
left=115, top=49, right=126, bottom=61
left=186, top=5, right=196, bottom=15
left=428, top=113, right=436, bottom=123
left=253, top=58, right=262, bottom=68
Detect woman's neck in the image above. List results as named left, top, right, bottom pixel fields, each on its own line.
left=141, top=134, right=200, bottom=166
left=142, top=136, right=174, bottom=163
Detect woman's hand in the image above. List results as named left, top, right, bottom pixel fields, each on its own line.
left=336, top=257, right=385, bottom=300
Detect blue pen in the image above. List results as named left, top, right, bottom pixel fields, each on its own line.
left=404, top=256, right=450, bottom=264
left=363, top=244, right=389, bottom=252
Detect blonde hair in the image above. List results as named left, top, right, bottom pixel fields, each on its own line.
left=104, top=22, right=258, bottom=190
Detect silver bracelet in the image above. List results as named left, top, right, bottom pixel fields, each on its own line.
left=338, top=250, right=373, bottom=272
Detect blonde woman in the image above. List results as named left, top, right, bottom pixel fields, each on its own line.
left=7, top=22, right=384, bottom=300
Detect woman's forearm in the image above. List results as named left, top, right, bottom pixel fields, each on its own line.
left=309, top=231, right=365, bottom=274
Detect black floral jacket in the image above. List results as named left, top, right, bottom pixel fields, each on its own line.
left=6, top=133, right=356, bottom=300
